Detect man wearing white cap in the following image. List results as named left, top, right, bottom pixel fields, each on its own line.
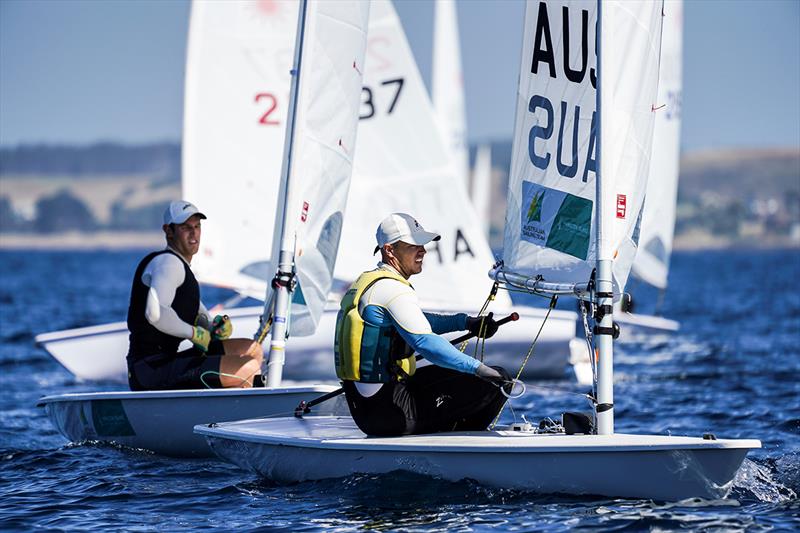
left=334, top=213, right=509, bottom=436
left=126, top=200, right=263, bottom=391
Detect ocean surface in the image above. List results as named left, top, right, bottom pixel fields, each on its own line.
left=1, top=248, right=798, bottom=531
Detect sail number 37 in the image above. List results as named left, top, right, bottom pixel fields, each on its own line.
left=255, top=78, right=404, bottom=126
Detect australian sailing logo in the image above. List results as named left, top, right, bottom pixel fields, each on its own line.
left=526, top=189, right=545, bottom=223
left=520, top=180, right=593, bottom=260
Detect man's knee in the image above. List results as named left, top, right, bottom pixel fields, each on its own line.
left=235, top=339, right=262, bottom=361
left=223, top=339, right=264, bottom=360
left=240, top=356, right=261, bottom=378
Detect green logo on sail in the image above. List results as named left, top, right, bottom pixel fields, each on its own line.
left=526, top=190, right=545, bottom=223
left=520, top=181, right=592, bottom=260
left=545, top=194, right=592, bottom=260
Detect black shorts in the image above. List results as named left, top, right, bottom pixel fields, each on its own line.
left=342, top=365, right=510, bottom=437
left=128, top=339, right=225, bottom=391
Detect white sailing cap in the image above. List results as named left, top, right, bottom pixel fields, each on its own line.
left=374, top=213, right=440, bottom=254
left=163, top=200, right=207, bottom=225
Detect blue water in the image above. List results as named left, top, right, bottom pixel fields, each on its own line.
left=1, top=249, right=798, bottom=530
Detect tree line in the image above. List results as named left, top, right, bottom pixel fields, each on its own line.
left=0, top=143, right=181, bottom=179
left=0, top=191, right=169, bottom=233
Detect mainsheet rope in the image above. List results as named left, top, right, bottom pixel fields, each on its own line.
left=489, top=294, right=559, bottom=430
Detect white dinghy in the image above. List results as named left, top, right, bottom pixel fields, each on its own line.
left=39, top=0, right=372, bottom=457
left=196, top=0, right=760, bottom=500
left=38, top=386, right=343, bottom=458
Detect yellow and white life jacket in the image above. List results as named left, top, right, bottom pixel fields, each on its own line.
left=334, top=270, right=416, bottom=382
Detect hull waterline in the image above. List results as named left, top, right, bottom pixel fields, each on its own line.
left=196, top=415, right=760, bottom=501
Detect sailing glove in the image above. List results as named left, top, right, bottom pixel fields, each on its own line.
left=466, top=313, right=499, bottom=339
left=476, top=363, right=505, bottom=385
left=211, top=314, right=232, bottom=340
left=476, top=364, right=513, bottom=396
left=191, top=326, right=211, bottom=352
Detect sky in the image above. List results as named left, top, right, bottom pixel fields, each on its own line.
left=1, top=0, right=798, bottom=153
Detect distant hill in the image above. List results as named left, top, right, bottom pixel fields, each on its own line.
left=0, top=142, right=180, bottom=181
left=679, top=148, right=799, bottom=200
left=0, top=142, right=798, bottom=249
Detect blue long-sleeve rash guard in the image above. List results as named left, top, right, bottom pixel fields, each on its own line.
left=361, top=305, right=480, bottom=375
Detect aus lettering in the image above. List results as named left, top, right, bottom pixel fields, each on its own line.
left=528, top=95, right=596, bottom=183
left=531, top=2, right=596, bottom=88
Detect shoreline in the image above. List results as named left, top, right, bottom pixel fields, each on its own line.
left=0, top=231, right=798, bottom=252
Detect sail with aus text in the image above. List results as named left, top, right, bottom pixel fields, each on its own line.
left=502, top=0, right=663, bottom=295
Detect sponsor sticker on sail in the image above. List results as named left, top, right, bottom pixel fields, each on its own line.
left=520, top=181, right=592, bottom=260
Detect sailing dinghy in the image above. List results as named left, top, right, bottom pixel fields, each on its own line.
left=196, top=0, right=759, bottom=500
left=38, top=0, right=371, bottom=457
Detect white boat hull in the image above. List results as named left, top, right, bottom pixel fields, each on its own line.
left=38, top=385, right=345, bottom=457
left=196, top=415, right=760, bottom=501
left=36, top=305, right=578, bottom=383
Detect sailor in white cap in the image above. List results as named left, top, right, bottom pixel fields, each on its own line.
left=126, top=200, right=263, bottom=391
left=333, top=213, right=508, bottom=436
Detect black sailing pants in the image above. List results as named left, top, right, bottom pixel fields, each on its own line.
left=342, top=365, right=510, bottom=437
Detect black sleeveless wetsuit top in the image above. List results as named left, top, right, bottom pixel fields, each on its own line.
left=126, top=249, right=199, bottom=363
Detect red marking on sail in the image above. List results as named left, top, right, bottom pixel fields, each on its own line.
left=338, top=138, right=350, bottom=155
left=616, top=195, right=627, bottom=219
left=301, top=201, right=309, bottom=222
left=256, top=0, right=280, bottom=16
left=352, top=61, right=362, bottom=76
left=651, top=103, right=666, bottom=112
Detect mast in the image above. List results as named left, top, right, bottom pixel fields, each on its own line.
left=264, top=0, right=309, bottom=388
left=595, top=0, right=614, bottom=435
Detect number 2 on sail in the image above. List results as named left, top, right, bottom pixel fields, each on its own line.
left=255, top=93, right=280, bottom=125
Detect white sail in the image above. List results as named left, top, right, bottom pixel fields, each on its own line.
left=274, top=0, right=370, bottom=336
left=182, top=0, right=298, bottom=296
left=503, top=0, right=662, bottom=294
left=597, top=0, right=663, bottom=294
left=471, top=143, right=493, bottom=237
left=631, top=0, right=683, bottom=290
left=433, top=0, right=469, bottom=188
left=336, top=0, right=510, bottom=310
